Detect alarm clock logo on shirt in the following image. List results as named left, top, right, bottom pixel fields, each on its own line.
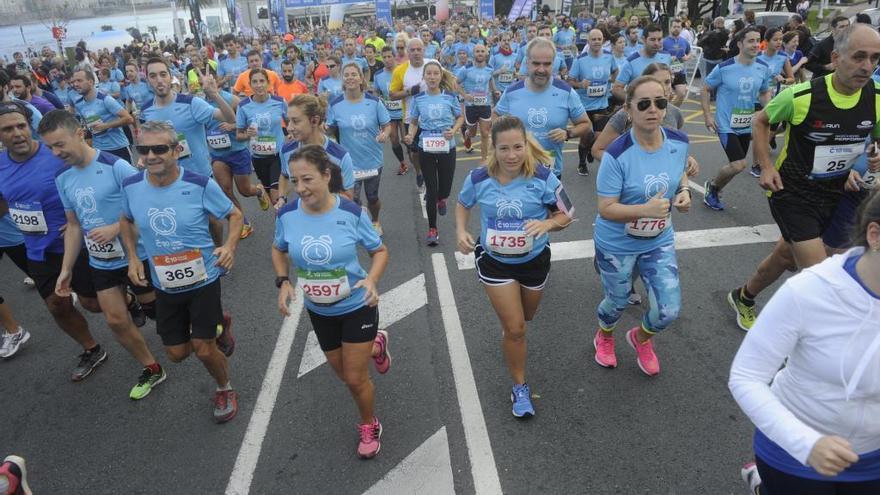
left=738, top=76, right=755, bottom=95
left=350, top=114, right=367, bottom=131
left=75, top=187, right=98, bottom=215
left=643, top=173, right=670, bottom=199
left=301, top=235, right=333, bottom=265
left=496, top=198, right=524, bottom=219
left=527, top=107, right=548, bottom=129
left=148, top=207, right=178, bottom=236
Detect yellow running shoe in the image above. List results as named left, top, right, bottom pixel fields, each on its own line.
left=240, top=222, right=254, bottom=239
left=256, top=184, right=270, bottom=211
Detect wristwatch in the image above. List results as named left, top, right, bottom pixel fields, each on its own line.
left=565, top=128, right=572, bottom=140
left=275, top=276, right=290, bottom=288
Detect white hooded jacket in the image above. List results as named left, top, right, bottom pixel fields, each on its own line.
left=729, top=248, right=880, bottom=465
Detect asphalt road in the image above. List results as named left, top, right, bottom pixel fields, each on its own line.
left=0, top=96, right=791, bottom=494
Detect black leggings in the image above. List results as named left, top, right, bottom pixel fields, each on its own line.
left=756, top=456, right=880, bottom=495
left=0, top=243, right=29, bottom=276
left=420, top=148, right=456, bottom=229
left=252, top=154, right=281, bottom=190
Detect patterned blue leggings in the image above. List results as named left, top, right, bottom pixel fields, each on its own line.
left=595, top=243, right=682, bottom=334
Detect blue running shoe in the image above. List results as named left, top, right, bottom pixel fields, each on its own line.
left=702, top=180, right=725, bottom=211
left=749, top=164, right=761, bottom=178
left=510, top=383, right=535, bottom=418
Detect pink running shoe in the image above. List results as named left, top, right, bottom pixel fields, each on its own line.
left=626, top=327, right=660, bottom=376
left=357, top=417, right=383, bottom=459
left=593, top=329, right=617, bottom=368
left=373, top=330, right=391, bottom=374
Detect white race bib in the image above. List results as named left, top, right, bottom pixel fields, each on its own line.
left=625, top=215, right=670, bottom=239
left=587, top=84, right=606, bottom=97
left=250, top=136, right=278, bottom=156
left=354, top=168, right=379, bottom=181
left=421, top=134, right=450, bottom=153
left=176, top=133, right=192, bottom=158
left=384, top=99, right=402, bottom=111
left=730, top=109, right=753, bottom=129
left=84, top=235, right=124, bottom=260
left=563, top=49, right=573, bottom=58
left=207, top=132, right=232, bottom=150
left=811, top=144, right=860, bottom=179
left=152, top=249, right=208, bottom=289
left=498, top=73, right=514, bottom=83
left=486, top=218, right=533, bottom=256
left=670, top=61, right=684, bottom=73
left=861, top=171, right=879, bottom=189
left=579, top=32, right=589, bottom=41
left=9, top=203, right=48, bottom=235
left=85, top=114, right=106, bottom=135
left=297, top=267, right=351, bottom=304
left=471, top=94, right=489, bottom=106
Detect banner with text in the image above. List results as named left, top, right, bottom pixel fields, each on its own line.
left=479, top=0, right=494, bottom=20
left=376, top=0, right=392, bottom=27
left=271, top=0, right=288, bottom=34
left=285, top=0, right=364, bottom=7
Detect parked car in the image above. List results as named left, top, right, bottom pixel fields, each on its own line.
left=724, top=11, right=798, bottom=31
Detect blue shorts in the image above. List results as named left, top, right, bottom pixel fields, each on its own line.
left=211, top=148, right=253, bottom=176
left=822, top=189, right=868, bottom=249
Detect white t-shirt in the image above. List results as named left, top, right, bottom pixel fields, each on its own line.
left=402, top=58, right=437, bottom=123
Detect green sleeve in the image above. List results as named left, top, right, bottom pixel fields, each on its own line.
left=763, top=87, right=794, bottom=125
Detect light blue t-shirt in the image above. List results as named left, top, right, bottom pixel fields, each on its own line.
left=758, top=51, right=789, bottom=95
left=97, top=80, right=121, bottom=97
left=458, top=165, right=563, bottom=264
left=318, top=76, right=344, bottom=100
left=409, top=90, right=462, bottom=135
left=453, top=41, right=475, bottom=60
left=121, top=80, right=154, bottom=109
left=121, top=167, right=233, bottom=293
left=569, top=52, right=617, bottom=110
left=595, top=128, right=689, bottom=255
left=207, top=90, right=247, bottom=156
left=495, top=79, right=586, bottom=174
left=54, top=150, right=143, bottom=269
left=704, top=57, right=772, bottom=135
left=73, top=92, right=129, bottom=151
left=235, top=95, right=287, bottom=158
left=140, top=93, right=217, bottom=176
left=326, top=93, right=390, bottom=171
left=623, top=42, right=643, bottom=58
left=0, top=213, right=23, bottom=248
left=617, top=50, right=674, bottom=85
left=554, top=28, right=577, bottom=50
left=489, top=52, right=518, bottom=93
left=274, top=195, right=382, bottom=316
left=280, top=136, right=355, bottom=191
left=341, top=55, right=369, bottom=72
left=456, top=65, right=494, bottom=106
left=662, top=36, right=691, bottom=73
left=217, top=55, right=249, bottom=88
left=424, top=42, right=440, bottom=60
left=373, top=68, right=402, bottom=120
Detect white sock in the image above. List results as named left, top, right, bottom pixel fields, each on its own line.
left=217, top=382, right=232, bottom=392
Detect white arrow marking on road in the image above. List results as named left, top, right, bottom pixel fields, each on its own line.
left=362, top=427, right=454, bottom=495
left=432, top=253, right=503, bottom=494
left=226, top=290, right=305, bottom=495
left=454, top=223, right=780, bottom=270
left=297, top=274, right=428, bottom=378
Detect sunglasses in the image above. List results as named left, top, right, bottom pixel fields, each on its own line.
left=135, top=144, right=175, bottom=155
left=635, top=97, right=668, bottom=112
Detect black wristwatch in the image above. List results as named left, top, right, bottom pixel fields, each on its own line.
left=565, top=128, right=572, bottom=140
left=275, top=276, right=290, bottom=288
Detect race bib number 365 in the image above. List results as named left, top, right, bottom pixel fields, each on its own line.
left=152, top=249, right=208, bottom=289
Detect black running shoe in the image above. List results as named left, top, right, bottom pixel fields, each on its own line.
left=71, top=346, right=108, bottom=382
left=577, top=164, right=589, bottom=176
left=127, top=290, right=146, bottom=328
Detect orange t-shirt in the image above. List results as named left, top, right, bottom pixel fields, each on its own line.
left=232, top=69, right=281, bottom=97
left=277, top=79, right=309, bottom=102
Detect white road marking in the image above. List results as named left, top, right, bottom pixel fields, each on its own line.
left=454, top=223, right=780, bottom=270
left=297, top=274, right=428, bottom=378
left=688, top=179, right=706, bottom=195
left=362, top=427, right=454, bottom=495
left=431, top=254, right=503, bottom=495
left=421, top=190, right=428, bottom=219
left=226, top=291, right=305, bottom=495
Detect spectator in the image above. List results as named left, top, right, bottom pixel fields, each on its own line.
left=698, top=16, right=729, bottom=81
left=805, top=16, right=850, bottom=79
left=796, top=0, right=810, bottom=20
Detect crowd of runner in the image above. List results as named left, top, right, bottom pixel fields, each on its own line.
left=1, top=6, right=879, bottom=494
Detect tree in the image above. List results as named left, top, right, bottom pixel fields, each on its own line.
left=29, top=0, right=75, bottom=64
